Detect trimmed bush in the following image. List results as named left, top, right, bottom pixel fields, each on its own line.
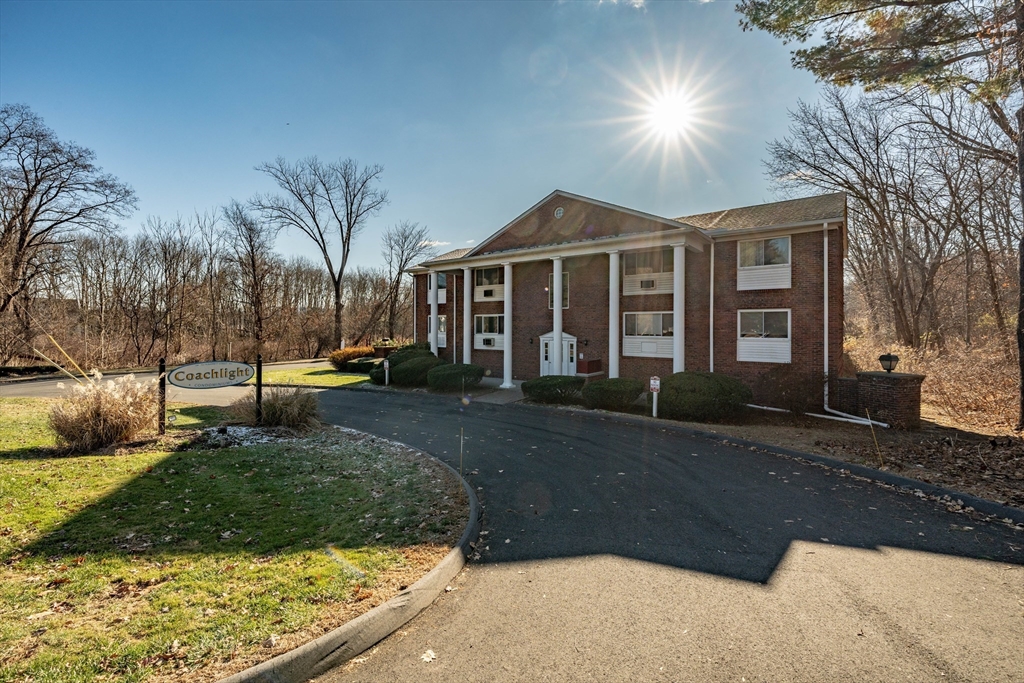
left=753, top=366, right=826, bottom=415
left=650, top=371, right=752, bottom=422
left=230, top=385, right=320, bottom=430
left=391, top=356, right=446, bottom=387
left=369, top=348, right=437, bottom=384
left=328, top=346, right=374, bottom=371
left=427, top=363, right=486, bottom=392
left=521, top=375, right=585, bottom=405
left=581, top=377, right=645, bottom=411
left=48, top=372, right=158, bottom=452
left=346, top=357, right=381, bottom=373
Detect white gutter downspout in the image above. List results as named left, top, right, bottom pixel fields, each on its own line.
left=747, top=403, right=889, bottom=428
left=709, top=241, right=715, bottom=372
left=412, top=275, right=417, bottom=344
left=822, top=223, right=829, bottom=410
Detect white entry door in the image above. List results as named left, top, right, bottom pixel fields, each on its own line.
left=540, top=336, right=577, bottom=376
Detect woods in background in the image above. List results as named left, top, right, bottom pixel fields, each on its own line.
left=0, top=104, right=430, bottom=369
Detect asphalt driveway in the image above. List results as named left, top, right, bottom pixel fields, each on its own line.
left=312, top=389, right=1023, bottom=683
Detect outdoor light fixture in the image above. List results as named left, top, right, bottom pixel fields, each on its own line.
left=878, top=353, right=899, bottom=373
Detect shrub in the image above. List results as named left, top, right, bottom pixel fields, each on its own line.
left=651, top=371, right=752, bottom=422
left=328, top=346, right=374, bottom=370
left=391, top=356, right=447, bottom=386
left=48, top=372, right=158, bottom=452
left=522, top=375, right=585, bottom=404
left=581, top=377, right=645, bottom=411
left=370, top=348, right=435, bottom=384
left=427, top=363, right=486, bottom=392
left=346, top=357, right=381, bottom=373
left=753, top=366, right=826, bottom=415
left=230, top=385, right=320, bottom=430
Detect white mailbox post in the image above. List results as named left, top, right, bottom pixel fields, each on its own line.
left=650, top=376, right=660, bottom=418
left=384, top=358, right=390, bottom=386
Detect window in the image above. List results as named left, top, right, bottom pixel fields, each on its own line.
left=428, top=314, right=447, bottom=347
left=622, top=311, right=674, bottom=358
left=739, top=311, right=788, bottom=338
left=475, top=267, right=503, bottom=286
left=737, top=309, right=791, bottom=363
left=623, top=248, right=675, bottom=295
left=474, top=314, right=504, bottom=350
left=547, top=272, right=569, bottom=309
left=739, top=237, right=789, bottom=267
left=474, top=267, right=505, bottom=302
left=428, top=273, right=447, bottom=289
left=623, top=248, right=673, bottom=275
left=624, top=312, right=673, bottom=336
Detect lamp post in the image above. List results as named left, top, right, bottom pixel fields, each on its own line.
left=878, top=353, right=899, bottom=373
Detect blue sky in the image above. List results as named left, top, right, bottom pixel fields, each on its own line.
left=0, top=0, right=821, bottom=268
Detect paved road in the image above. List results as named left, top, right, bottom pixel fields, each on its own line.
left=309, top=390, right=1024, bottom=683
left=0, top=359, right=328, bottom=405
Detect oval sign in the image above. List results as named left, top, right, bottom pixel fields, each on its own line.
left=167, top=361, right=255, bottom=389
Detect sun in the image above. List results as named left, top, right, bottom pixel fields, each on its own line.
left=647, top=89, right=695, bottom=140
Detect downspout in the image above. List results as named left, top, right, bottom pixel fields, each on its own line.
left=413, top=275, right=417, bottom=344
left=452, top=271, right=457, bottom=363
left=822, top=223, right=829, bottom=409
left=709, top=241, right=715, bottom=372
left=747, top=403, right=889, bottom=428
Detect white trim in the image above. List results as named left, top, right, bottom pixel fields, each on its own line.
left=552, top=258, right=563, bottom=376
left=737, top=309, right=791, bottom=364
left=412, top=275, right=417, bottom=344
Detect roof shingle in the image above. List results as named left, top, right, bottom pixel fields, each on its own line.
left=675, top=192, right=845, bottom=231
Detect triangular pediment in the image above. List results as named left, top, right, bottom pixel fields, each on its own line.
left=466, top=190, right=689, bottom=257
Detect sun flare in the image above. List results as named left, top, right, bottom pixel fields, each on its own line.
left=647, top=89, right=695, bottom=139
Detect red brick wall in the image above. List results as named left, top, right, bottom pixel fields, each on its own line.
left=415, top=225, right=844, bottom=388
left=711, top=228, right=844, bottom=391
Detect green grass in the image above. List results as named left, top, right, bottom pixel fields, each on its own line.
left=0, top=398, right=463, bottom=682
left=249, top=368, right=368, bottom=388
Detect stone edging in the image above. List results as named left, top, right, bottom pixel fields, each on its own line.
left=218, top=430, right=482, bottom=683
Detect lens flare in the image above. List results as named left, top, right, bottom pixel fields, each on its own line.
left=647, top=89, right=694, bottom=140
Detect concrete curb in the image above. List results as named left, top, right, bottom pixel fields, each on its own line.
left=506, top=401, right=1024, bottom=526
left=218, top=435, right=482, bottom=683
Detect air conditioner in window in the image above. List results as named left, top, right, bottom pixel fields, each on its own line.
left=640, top=279, right=656, bottom=290
left=482, top=337, right=495, bottom=347
left=483, top=289, right=494, bottom=297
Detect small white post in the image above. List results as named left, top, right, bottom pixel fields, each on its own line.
left=650, top=375, right=660, bottom=418
left=384, top=358, right=390, bottom=386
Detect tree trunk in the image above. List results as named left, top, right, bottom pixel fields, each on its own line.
left=1016, top=0, right=1024, bottom=429
left=333, top=277, right=344, bottom=350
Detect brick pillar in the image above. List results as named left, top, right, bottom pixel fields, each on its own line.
left=856, top=371, right=925, bottom=429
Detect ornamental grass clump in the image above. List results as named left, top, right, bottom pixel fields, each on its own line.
left=48, top=372, right=158, bottom=453
left=230, top=385, right=321, bottom=430
left=328, top=346, right=375, bottom=370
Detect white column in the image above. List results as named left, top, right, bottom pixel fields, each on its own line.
left=709, top=242, right=715, bottom=372
left=672, top=244, right=685, bottom=373
left=608, top=251, right=620, bottom=378
left=462, top=266, right=472, bottom=365
left=823, top=223, right=829, bottom=408
left=429, top=271, right=439, bottom=356
left=552, top=257, right=563, bottom=376
left=501, top=262, right=514, bottom=388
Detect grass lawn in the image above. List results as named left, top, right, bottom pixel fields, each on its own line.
left=250, top=368, right=368, bottom=388
left=0, top=398, right=465, bottom=682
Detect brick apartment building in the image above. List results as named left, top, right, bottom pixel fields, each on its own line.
left=409, top=190, right=845, bottom=396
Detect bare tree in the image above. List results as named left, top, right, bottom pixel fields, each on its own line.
left=0, top=104, right=135, bottom=316
left=251, top=157, right=388, bottom=349
left=382, top=221, right=436, bottom=339
left=222, top=201, right=280, bottom=355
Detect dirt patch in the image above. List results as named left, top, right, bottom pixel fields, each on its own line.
left=666, top=409, right=1024, bottom=510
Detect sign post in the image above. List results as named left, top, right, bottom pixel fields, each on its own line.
left=650, top=376, right=660, bottom=418
left=158, top=358, right=166, bottom=435
left=384, top=358, right=390, bottom=386
left=256, top=354, right=263, bottom=426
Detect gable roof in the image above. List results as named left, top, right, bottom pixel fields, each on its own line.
left=432, top=247, right=472, bottom=262
left=674, top=192, right=846, bottom=232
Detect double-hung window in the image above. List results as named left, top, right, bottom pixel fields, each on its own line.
left=428, top=314, right=447, bottom=347
left=623, top=248, right=673, bottom=295
left=547, top=272, right=569, bottom=309
left=737, top=236, right=791, bottom=290
left=622, top=311, right=673, bottom=358
left=474, top=267, right=504, bottom=302
left=428, top=272, right=448, bottom=304
left=474, top=314, right=504, bottom=349
left=737, top=309, right=791, bottom=363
